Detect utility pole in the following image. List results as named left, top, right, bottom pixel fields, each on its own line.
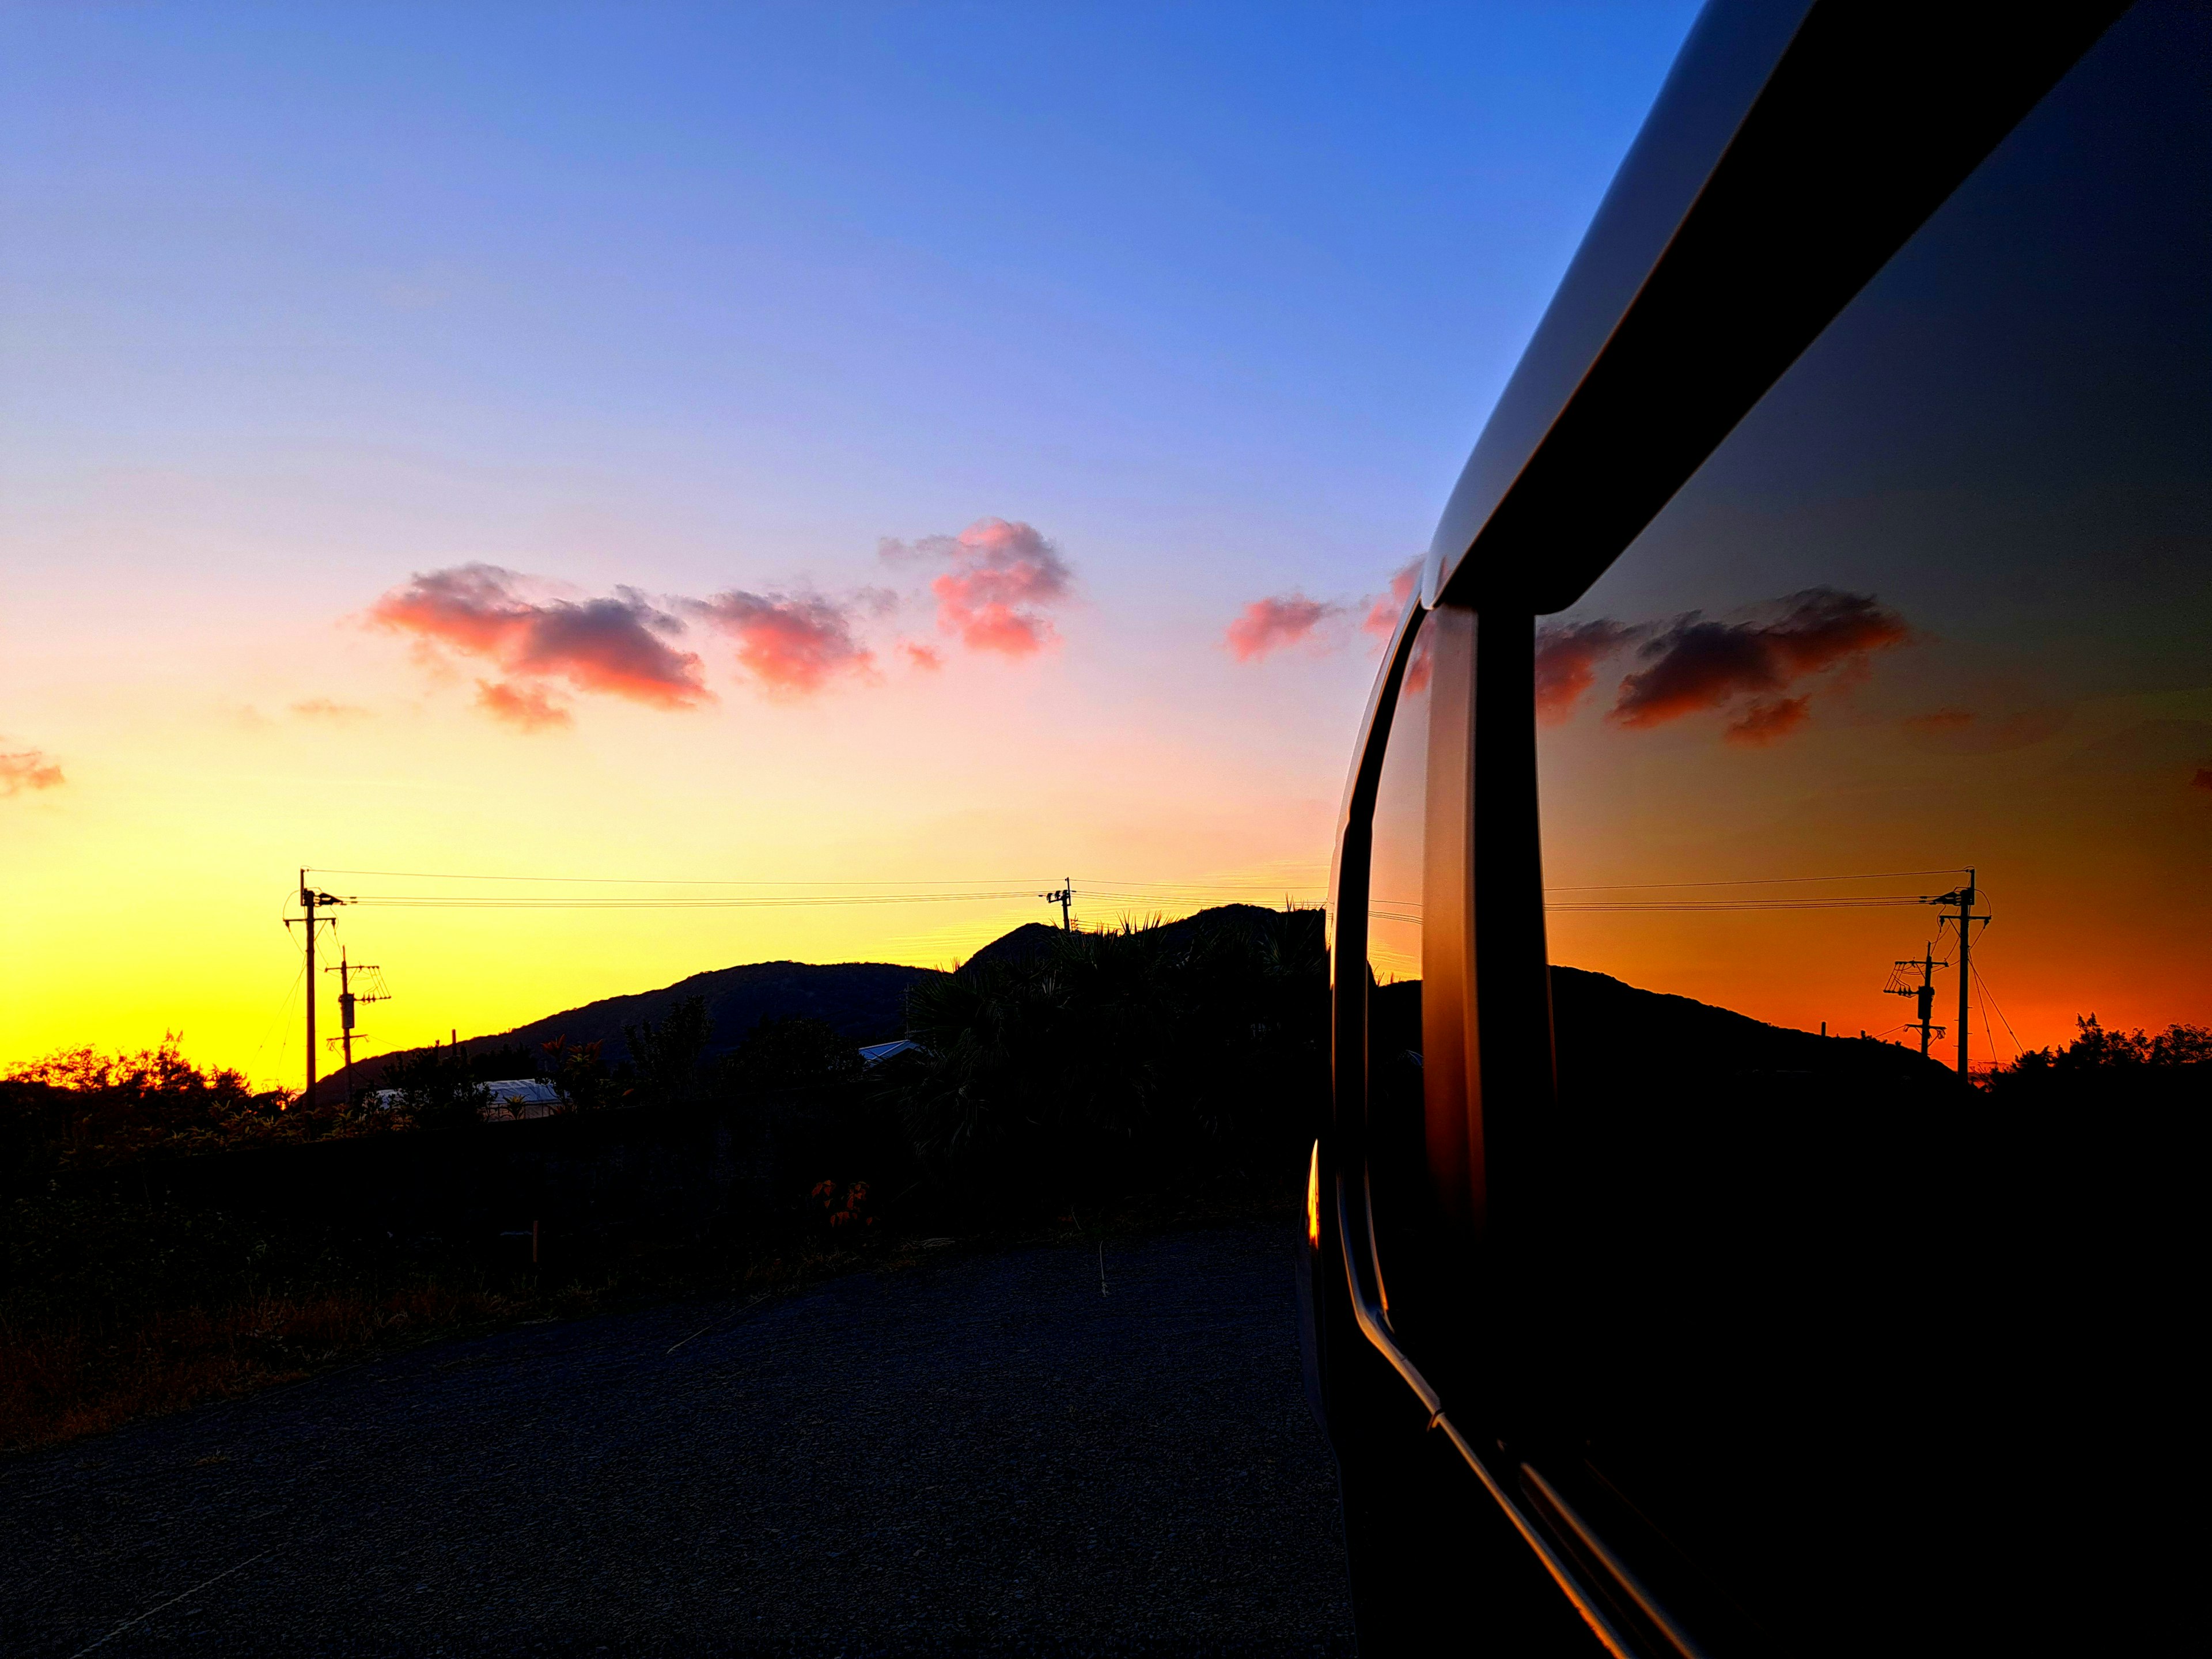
left=1926, top=869, right=1987, bottom=1077
left=323, top=948, right=391, bottom=1099
left=287, top=872, right=347, bottom=1108
left=1884, top=945, right=1946, bottom=1058
left=1040, top=878, right=1073, bottom=930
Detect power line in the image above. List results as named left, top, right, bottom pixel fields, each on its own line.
left=1972, top=959, right=2025, bottom=1059
left=345, top=898, right=1062, bottom=911
left=310, top=862, right=1950, bottom=894
left=311, top=867, right=1069, bottom=886
left=1371, top=896, right=1932, bottom=918
left=309, top=865, right=1327, bottom=891
left=1541, top=868, right=1967, bottom=892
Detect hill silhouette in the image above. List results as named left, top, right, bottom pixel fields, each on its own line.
left=347, top=906, right=1312, bottom=1095
left=1368, top=964, right=1955, bottom=1093
left=349, top=960, right=945, bottom=1092
left=960, top=903, right=1299, bottom=976
left=351, top=910, right=1938, bottom=1100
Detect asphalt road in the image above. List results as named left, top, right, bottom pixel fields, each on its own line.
left=1, top=1225, right=1356, bottom=1657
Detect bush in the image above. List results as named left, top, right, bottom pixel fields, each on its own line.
left=623, top=995, right=710, bottom=1103
left=1, top=1037, right=308, bottom=1185
left=380, top=1041, right=488, bottom=1131
left=719, top=1015, right=861, bottom=1094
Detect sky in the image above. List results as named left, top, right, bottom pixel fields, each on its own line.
left=2, top=3, right=1707, bottom=1081
left=6, top=3, right=2202, bottom=1086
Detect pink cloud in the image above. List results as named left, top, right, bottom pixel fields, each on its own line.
left=476, top=680, right=573, bottom=732
left=1225, top=593, right=1343, bottom=662
left=885, top=518, right=1073, bottom=657
left=1534, top=619, right=1645, bottom=722
left=903, top=642, right=944, bottom=672
left=1362, top=558, right=1422, bottom=640
left=368, top=565, right=710, bottom=716
left=1613, top=588, right=1908, bottom=734
left=1, top=747, right=65, bottom=796
left=695, top=590, right=876, bottom=698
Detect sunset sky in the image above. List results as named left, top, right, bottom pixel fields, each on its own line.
left=5, top=2, right=2203, bottom=1085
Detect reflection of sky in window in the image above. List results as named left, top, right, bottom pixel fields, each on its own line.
left=1369, top=617, right=1431, bottom=988
left=1535, top=0, right=2211, bottom=1053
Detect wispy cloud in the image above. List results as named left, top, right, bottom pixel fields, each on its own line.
left=1361, top=559, right=1422, bottom=641
left=476, top=680, right=574, bottom=732
left=883, top=518, right=1073, bottom=657
left=1, top=747, right=65, bottom=796
left=291, top=698, right=373, bottom=724
left=1721, top=695, right=1811, bottom=745
left=1225, top=557, right=1421, bottom=665
left=1224, top=594, right=1343, bottom=662
left=694, top=590, right=876, bottom=697
left=1533, top=619, right=1646, bottom=721
left=367, top=565, right=711, bottom=713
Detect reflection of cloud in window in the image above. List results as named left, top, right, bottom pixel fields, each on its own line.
left=1534, top=589, right=1908, bottom=744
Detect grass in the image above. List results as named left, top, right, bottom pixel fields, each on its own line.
left=0, top=1175, right=1297, bottom=1457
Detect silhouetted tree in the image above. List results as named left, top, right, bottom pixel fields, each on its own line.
left=2, top=1037, right=279, bottom=1180
left=622, top=995, right=710, bottom=1104
left=382, top=1041, right=487, bottom=1130
left=540, top=1035, right=616, bottom=1112
left=1984, top=1014, right=2211, bottom=1110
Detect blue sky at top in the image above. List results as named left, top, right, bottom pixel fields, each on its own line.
left=4, top=2, right=1702, bottom=610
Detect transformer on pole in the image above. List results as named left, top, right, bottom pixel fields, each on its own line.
left=324, top=948, right=392, bottom=1099
left=1925, top=869, right=1988, bottom=1077
left=1882, top=945, right=1947, bottom=1058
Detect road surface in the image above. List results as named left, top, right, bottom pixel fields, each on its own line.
left=2, top=1224, right=1355, bottom=1656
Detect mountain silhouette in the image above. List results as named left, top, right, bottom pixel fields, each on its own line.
left=347, top=960, right=945, bottom=1090
left=347, top=908, right=1931, bottom=1096
left=959, top=903, right=1304, bottom=976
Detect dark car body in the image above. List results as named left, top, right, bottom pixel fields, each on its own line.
left=1300, top=2, right=2204, bottom=1653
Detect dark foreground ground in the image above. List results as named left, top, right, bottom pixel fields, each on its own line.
left=1, top=1225, right=1355, bottom=1657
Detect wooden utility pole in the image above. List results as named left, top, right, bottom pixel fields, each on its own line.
left=1928, top=870, right=1987, bottom=1076
left=1886, top=945, right=1945, bottom=1058
left=303, top=873, right=317, bottom=1107
left=1040, top=878, right=1073, bottom=930
left=291, top=873, right=346, bottom=1108
left=324, top=948, right=390, bottom=1098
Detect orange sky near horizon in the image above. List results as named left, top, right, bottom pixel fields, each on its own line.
left=5, top=3, right=2205, bottom=1089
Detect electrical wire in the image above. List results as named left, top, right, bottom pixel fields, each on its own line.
left=1972, top=960, right=2025, bottom=1058
left=251, top=956, right=308, bottom=1075
left=1540, top=867, right=1967, bottom=892
left=310, top=863, right=1951, bottom=893
left=1368, top=895, right=1933, bottom=919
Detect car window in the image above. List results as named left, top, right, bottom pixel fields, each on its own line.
left=1532, top=2, right=2207, bottom=1643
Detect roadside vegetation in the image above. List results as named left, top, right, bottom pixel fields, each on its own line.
left=1, top=908, right=1324, bottom=1453
left=18, top=912, right=2190, bottom=1457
